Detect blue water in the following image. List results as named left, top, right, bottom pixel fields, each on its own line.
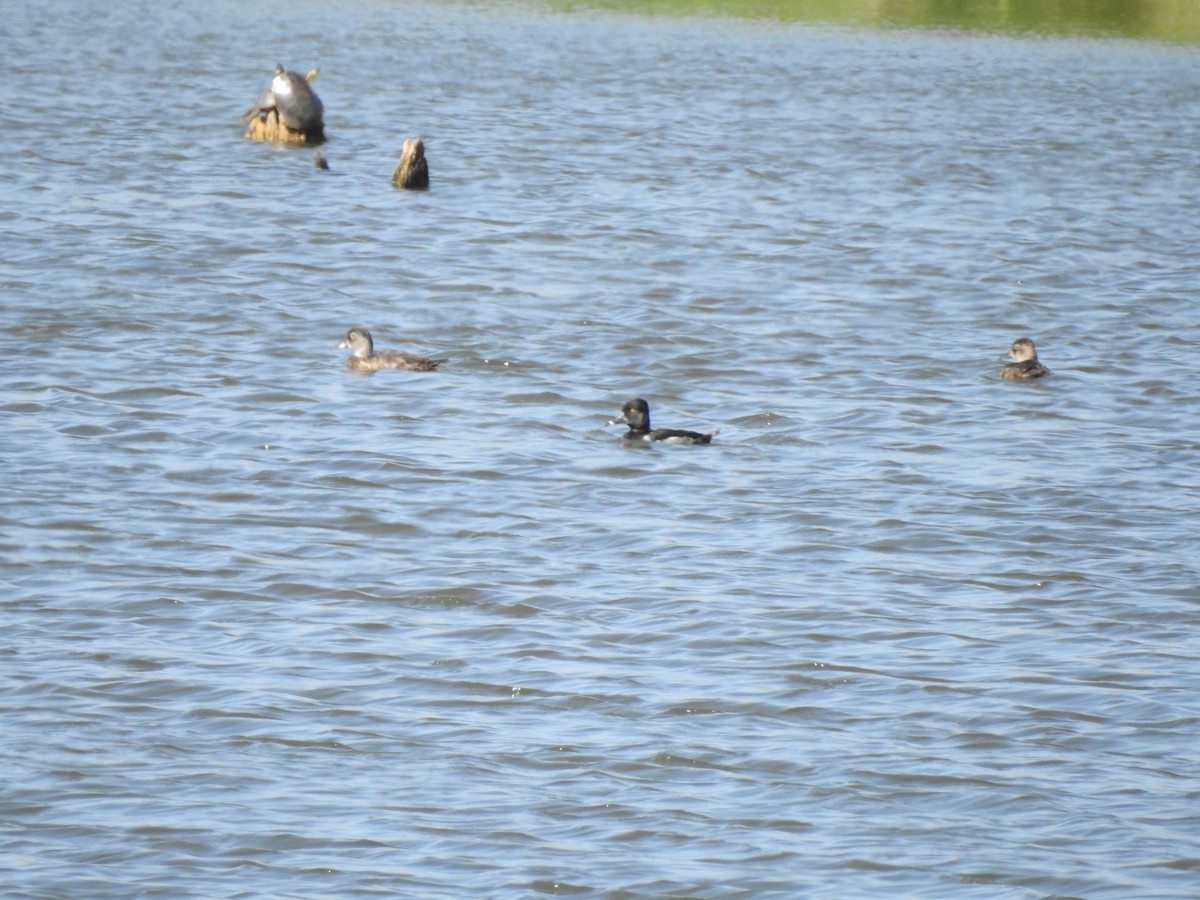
left=2, top=1, right=1199, bottom=896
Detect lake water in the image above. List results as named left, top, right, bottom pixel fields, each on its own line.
left=3, top=0, right=1199, bottom=896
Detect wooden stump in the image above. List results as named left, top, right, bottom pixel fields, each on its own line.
left=392, top=138, right=429, bottom=190
left=244, top=109, right=325, bottom=146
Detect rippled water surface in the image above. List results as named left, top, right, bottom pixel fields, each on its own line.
left=3, top=1, right=1199, bottom=896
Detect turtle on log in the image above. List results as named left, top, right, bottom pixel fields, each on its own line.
left=243, top=64, right=325, bottom=145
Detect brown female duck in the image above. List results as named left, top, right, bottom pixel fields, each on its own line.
left=999, top=337, right=1051, bottom=380
left=338, top=327, right=446, bottom=372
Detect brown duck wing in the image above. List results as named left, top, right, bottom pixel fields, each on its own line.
left=377, top=350, right=446, bottom=371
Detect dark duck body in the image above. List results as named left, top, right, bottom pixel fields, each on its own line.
left=609, top=398, right=716, bottom=444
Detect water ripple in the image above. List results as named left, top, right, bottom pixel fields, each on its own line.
left=2, top=2, right=1199, bottom=898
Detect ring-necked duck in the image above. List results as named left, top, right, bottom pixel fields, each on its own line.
left=999, top=337, right=1051, bottom=380
left=608, top=398, right=717, bottom=444
left=338, top=326, right=446, bottom=372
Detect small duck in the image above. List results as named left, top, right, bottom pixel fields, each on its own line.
left=338, top=326, right=446, bottom=372
left=999, top=337, right=1051, bottom=380
left=608, top=398, right=717, bottom=444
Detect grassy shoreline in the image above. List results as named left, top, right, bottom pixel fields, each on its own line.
left=544, top=0, right=1200, bottom=44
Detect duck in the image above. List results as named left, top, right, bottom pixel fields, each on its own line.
left=338, top=326, right=446, bottom=372
left=608, top=398, right=717, bottom=444
left=999, top=337, right=1051, bottom=380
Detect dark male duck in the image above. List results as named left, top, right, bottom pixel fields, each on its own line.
left=608, top=398, right=717, bottom=444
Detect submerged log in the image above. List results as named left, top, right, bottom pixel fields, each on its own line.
left=392, top=138, right=429, bottom=190
left=243, top=107, right=326, bottom=146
